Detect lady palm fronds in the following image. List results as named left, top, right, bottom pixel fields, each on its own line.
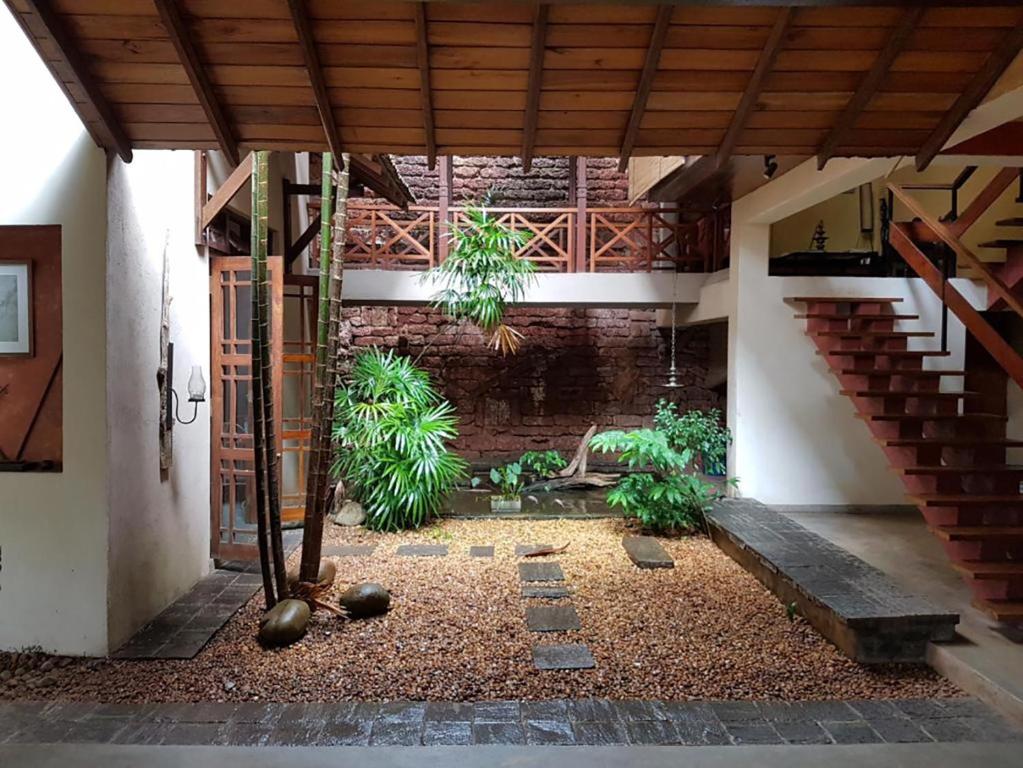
left=332, top=348, right=466, bottom=532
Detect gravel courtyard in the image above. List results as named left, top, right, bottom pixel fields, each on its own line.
left=1, top=519, right=958, bottom=704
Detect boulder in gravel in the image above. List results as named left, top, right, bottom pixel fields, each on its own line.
left=339, top=582, right=391, bottom=618
left=258, top=599, right=311, bottom=648
left=286, top=559, right=337, bottom=589
left=330, top=499, right=366, bottom=527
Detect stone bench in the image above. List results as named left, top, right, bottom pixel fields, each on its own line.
left=707, top=498, right=958, bottom=664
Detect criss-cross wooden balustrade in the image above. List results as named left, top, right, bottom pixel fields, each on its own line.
left=342, top=202, right=709, bottom=273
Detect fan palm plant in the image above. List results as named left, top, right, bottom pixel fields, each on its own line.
left=332, top=348, right=467, bottom=531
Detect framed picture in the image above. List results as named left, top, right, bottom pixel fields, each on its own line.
left=0, top=260, right=32, bottom=356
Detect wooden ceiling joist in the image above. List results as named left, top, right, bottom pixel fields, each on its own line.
left=413, top=3, right=437, bottom=170
left=915, top=18, right=1023, bottom=171
left=153, top=0, right=239, bottom=166
left=521, top=3, right=549, bottom=173
left=19, top=0, right=132, bottom=163
left=816, top=7, right=922, bottom=171
left=286, top=0, right=342, bottom=159
left=617, top=5, right=672, bottom=173
left=714, top=7, right=794, bottom=169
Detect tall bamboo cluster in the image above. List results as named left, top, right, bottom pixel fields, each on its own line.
left=250, top=150, right=288, bottom=607
left=299, top=152, right=352, bottom=581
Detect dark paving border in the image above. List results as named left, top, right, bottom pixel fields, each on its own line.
left=707, top=499, right=958, bottom=664
left=1, top=698, right=1018, bottom=747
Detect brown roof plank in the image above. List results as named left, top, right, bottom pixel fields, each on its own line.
left=915, top=17, right=1023, bottom=171
left=715, top=7, right=794, bottom=168
left=153, top=0, right=240, bottom=165
left=413, top=2, right=437, bottom=169
left=285, top=0, right=342, bottom=157
left=617, top=4, right=672, bottom=172
left=521, top=2, right=549, bottom=172
left=816, top=7, right=922, bottom=170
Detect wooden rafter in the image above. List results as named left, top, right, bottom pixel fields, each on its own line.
left=714, top=7, right=794, bottom=169
left=19, top=0, right=132, bottom=162
left=413, top=3, right=437, bottom=170
left=201, top=152, right=253, bottom=231
left=816, top=7, right=922, bottom=171
left=286, top=0, right=342, bottom=158
left=153, top=0, right=239, bottom=166
left=915, top=19, right=1023, bottom=171
left=617, top=5, right=672, bottom=173
left=521, top=3, right=549, bottom=173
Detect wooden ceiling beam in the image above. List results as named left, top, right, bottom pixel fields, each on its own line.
left=19, top=0, right=132, bottom=162
left=816, top=7, right=921, bottom=171
left=714, top=7, right=793, bottom=169
left=286, top=0, right=342, bottom=158
left=618, top=5, right=672, bottom=173
left=413, top=3, right=437, bottom=170
left=916, top=19, right=1023, bottom=171
left=521, top=3, right=549, bottom=173
left=153, top=0, right=239, bottom=166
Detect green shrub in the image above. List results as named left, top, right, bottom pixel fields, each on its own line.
left=654, top=400, right=731, bottom=475
left=332, top=348, right=467, bottom=531
left=519, top=449, right=567, bottom=479
left=489, top=461, right=524, bottom=498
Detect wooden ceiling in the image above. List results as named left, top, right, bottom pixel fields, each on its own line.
left=6, top=1, right=1023, bottom=175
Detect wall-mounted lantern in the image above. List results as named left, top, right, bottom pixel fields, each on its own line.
left=166, top=342, right=207, bottom=429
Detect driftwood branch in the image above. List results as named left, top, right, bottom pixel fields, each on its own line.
left=521, top=425, right=617, bottom=492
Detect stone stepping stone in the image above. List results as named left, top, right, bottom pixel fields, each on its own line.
left=515, top=543, right=552, bottom=557
left=396, top=544, right=448, bottom=557
left=525, top=605, right=581, bottom=632
left=521, top=585, right=570, bottom=599
left=518, top=562, right=564, bottom=582
left=322, top=545, right=376, bottom=558
left=533, top=644, right=595, bottom=670
left=622, top=536, right=674, bottom=569
left=469, top=545, right=495, bottom=558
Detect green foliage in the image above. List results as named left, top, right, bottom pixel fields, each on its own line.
left=589, top=417, right=726, bottom=533
left=489, top=461, right=524, bottom=497
left=519, top=449, right=567, bottom=479
left=332, top=348, right=467, bottom=532
left=422, top=203, right=536, bottom=353
left=654, top=399, right=732, bottom=475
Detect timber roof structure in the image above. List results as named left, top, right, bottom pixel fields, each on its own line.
left=6, top=1, right=1023, bottom=179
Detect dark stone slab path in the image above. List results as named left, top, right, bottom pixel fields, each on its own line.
left=322, top=545, right=375, bottom=558
left=533, top=645, right=596, bottom=670
left=469, top=546, right=494, bottom=558
left=395, top=544, right=448, bottom=557
left=525, top=605, right=582, bottom=632
left=622, top=536, right=674, bottom=569
left=707, top=499, right=958, bottom=664
left=518, top=562, right=564, bottom=582
left=2, top=698, right=1018, bottom=747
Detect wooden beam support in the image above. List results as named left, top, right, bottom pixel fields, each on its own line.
left=286, top=0, right=342, bottom=158
left=618, top=5, right=672, bottom=173
left=286, top=214, right=321, bottom=270
left=201, top=152, right=253, bottom=231
left=19, top=0, right=132, bottom=162
left=915, top=18, right=1023, bottom=171
left=413, top=3, right=437, bottom=170
left=521, top=3, right=549, bottom=173
left=816, top=7, right=921, bottom=171
left=153, top=0, right=239, bottom=166
left=715, top=7, right=793, bottom=169
left=949, top=167, right=1021, bottom=238
left=647, top=155, right=719, bottom=203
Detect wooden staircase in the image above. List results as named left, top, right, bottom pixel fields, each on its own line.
left=792, top=296, right=1023, bottom=624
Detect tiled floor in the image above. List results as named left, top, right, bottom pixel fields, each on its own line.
left=0, top=698, right=1018, bottom=747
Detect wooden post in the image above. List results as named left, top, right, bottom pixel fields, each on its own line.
left=194, top=150, right=207, bottom=246
left=574, top=157, right=587, bottom=273
left=437, top=156, right=452, bottom=264
left=282, top=177, right=293, bottom=272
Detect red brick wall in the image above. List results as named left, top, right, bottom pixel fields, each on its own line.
left=341, top=306, right=719, bottom=462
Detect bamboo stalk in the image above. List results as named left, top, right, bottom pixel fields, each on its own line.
left=300, top=152, right=335, bottom=582
left=250, top=150, right=276, bottom=610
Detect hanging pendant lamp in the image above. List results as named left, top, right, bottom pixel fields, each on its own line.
left=662, top=270, right=682, bottom=389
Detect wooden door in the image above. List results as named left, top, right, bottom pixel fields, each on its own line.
left=210, top=256, right=283, bottom=561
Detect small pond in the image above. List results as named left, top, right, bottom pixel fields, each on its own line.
left=441, top=488, right=614, bottom=518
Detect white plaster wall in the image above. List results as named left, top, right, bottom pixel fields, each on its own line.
left=0, top=4, right=110, bottom=655
left=105, top=152, right=211, bottom=651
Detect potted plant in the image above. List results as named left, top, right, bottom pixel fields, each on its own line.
left=489, top=461, right=524, bottom=513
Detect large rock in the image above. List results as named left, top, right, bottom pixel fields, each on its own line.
left=258, top=599, right=310, bottom=648
left=330, top=499, right=366, bottom=527
left=339, top=582, right=391, bottom=618
left=286, top=559, right=337, bottom=590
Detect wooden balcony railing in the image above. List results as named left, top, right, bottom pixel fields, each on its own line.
left=342, top=202, right=713, bottom=273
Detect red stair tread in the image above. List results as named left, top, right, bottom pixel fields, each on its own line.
left=810, top=330, right=933, bottom=338
left=857, top=413, right=1006, bottom=422
left=789, top=296, right=904, bottom=303
left=880, top=438, right=1023, bottom=447
left=978, top=239, right=1023, bottom=248
left=954, top=562, right=1023, bottom=577
left=840, top=389, right=979, bottom=398
left=795, top=313, right=919, bottom=321
left=838, top=369, right=966, bottom=376
left=973, top=599, right=1023, bottom=621
left=899, top=465, right=1023, bottom=475
left=818, top=350, right=950, bottom=357
left=910, top=494, right=1023, bottom=506
left=994, top=217, right=1023, bottom=227
left=934, top=526, right=1023, bottom=541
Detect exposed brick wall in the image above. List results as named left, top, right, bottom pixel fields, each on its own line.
left=340, top=306, right=720, bottom=462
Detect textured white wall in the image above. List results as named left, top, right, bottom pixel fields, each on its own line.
left=105, top=152, right=212, bottom=651
left=0, top=4, right=110, bottom=655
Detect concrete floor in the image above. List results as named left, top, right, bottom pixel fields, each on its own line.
left=780, top=507, right=1023, bottom=726
left=3, top=743, right=1021, bottom=768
